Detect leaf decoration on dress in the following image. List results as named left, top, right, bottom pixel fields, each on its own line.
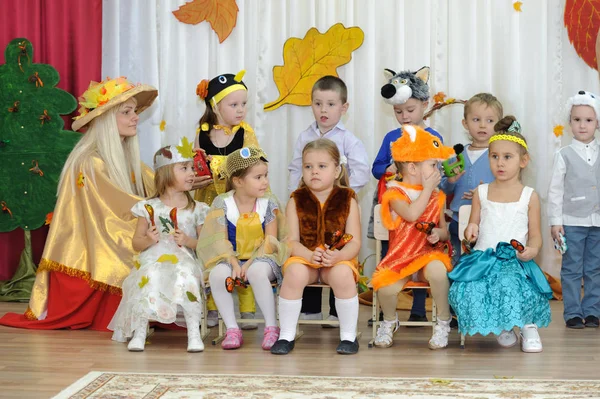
left=157, top=254, right=179, bottom=264
left=264, top=23, right=364, bottom=111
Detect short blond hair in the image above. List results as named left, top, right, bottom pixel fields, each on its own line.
left=464, top=93, right=503, bottom=120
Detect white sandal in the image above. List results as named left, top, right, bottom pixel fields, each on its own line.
left=520, top=324, right=543, bottom=353
left=496, top=329, right=518, bottom=348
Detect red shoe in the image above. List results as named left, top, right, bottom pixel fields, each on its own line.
left=261, top=326, right=280, bottom=350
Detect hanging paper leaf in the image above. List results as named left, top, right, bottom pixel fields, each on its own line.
left=264, top=23, right=364, bottom=111
left=159, top=120, right=166, bottom=131
left=176, top=137, right=195, bottom=159
left=186, top=291, right=198, bottom=302
left=172, top=0, right=239, bottom=43
left=513, top=1, right=523, bottom=12
left=564, top=0, right=600, bottom=70
left=157, top=254, right=178, bottom=264
left=138, top=276, right=149, bottom=289
left=553, top=125, right=564, bottom=137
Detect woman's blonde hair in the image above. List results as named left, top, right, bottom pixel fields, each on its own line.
left=151, top=161, right=195, bottom=210
left=299, top=138, right=349, bottom=188
left=59, top=99, right=146, bottom=196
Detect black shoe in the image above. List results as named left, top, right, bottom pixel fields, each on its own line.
left=406, top=313, right=427, bottom=328
left=450, top=316, right=458, bottom=329
left=584, top=315, right=599, bottom=328
left=367, top=311, right=384, bottom=326
left=566, top=317, right=585, bottom=329
left=270, top=339, right=295, bottom=355
left=336, top=338, right=359, bottom=354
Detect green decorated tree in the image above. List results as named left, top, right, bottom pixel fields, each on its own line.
left=0, top=38, right=80, bottom=301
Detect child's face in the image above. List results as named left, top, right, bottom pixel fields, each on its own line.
left=311, top=89, right=348, bottom=134
left=570, top=105, right=598, bottom=144
left=414, top=159, right=439, bottom=182
left=116, top=99, right=139, bottom=138
left=216, top=90, right=247, bottom=127
left=302, top=149, right=340, bottom=192
left=172, top=161, right=196, bottom=192
left=462, top=102, right=500, bottom=147
left=488, top=141, right=527, bottom=182
left=233, top=162, right=269, bottom=198
left=393, top=98, right=428, bottom=126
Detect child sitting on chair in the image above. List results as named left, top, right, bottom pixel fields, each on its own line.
left=371, top=125, right=455, bottom=349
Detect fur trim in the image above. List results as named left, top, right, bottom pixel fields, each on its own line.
left=380, top=188, right=409, bottom=230
left=391, top=125, right=455, bottom=163
left=38, top=258, right=123, bottom=296
left=371, top=252, right=452, bottom=291
left=381, top=67, right=430, bottom=105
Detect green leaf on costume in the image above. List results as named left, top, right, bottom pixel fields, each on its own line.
left=186, top=291, right=198, bottom=302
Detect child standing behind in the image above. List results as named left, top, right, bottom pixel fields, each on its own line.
left=109, top=140, right=210, bottom=352
left=371, top=125, right=455, bottom=350
left=197, top=147, right=289, bottom=350
left=548, top=91, right=600, bottom=329
left=273, top=139, right=362, bottom=355
left=370, top=67, right=440, bottom=324
left=288, top=76, right=370, bottom=325
left=440, top=93, right=503, bottom=265
left=449, top=117, right=552, bottom=352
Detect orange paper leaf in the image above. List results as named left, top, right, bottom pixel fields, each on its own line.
left=45, top=212, right=53, bottom=225
left=553, top=124, right=564, bottom=137
left=264, top=23, right=364, bottom=111
left=173, top=0, right=239, bottom=43
left=433, top=92, right=446, bottom=104
left=564, top=0, right=600, bottom=70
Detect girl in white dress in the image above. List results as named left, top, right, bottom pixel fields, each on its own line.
left=109, top=139, right=209, bottom=352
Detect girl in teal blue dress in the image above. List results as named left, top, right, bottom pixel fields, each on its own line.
left=449, top=116, right=552, bottom=353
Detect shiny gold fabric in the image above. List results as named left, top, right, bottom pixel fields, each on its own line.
left=28, top=155, right=155, bottom=319
left=196, top=193, right=290, bottom=281
left=193, top=130, right=259, bottom=206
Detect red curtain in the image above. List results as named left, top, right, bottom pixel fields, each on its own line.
left=0, top=0, right=102, bottom=281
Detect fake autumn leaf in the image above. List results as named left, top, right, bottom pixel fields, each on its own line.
left=176, top=137, right=195, bottom=159
left=513, top=1, right=523, bottom=12
left=186, top=291, right=198, bottom=302
left=264, top=23, right=364, bottom=111
left=76, top=172, right=85, bottom=188
left=553, top=124, right=564, bottom=137
left=44, top=212, right=53, bottom=225
left=564, top=0, right=600, bottom=70
left=159, top=120, right=166, bottom=132
left=172, top=0, right=239, bottom=43
left=157, top=254, right=179, bottom=264
left=138, top=276, right=149, bottom=289
left=433, top=92, right=446, bottom=104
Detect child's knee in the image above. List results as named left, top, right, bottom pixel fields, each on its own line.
left=424, top=261, right=448, bottom=283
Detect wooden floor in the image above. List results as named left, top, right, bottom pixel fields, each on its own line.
left=1, top=300, right=599, bottom=398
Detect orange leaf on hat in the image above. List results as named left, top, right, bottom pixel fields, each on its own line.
left=196, top=79, right=209, bottom=99
left=564, top=0, right=600, bottom=70
left=263, top=23, right=364, bottom=111
left=173, top=0, right=239, bottom=43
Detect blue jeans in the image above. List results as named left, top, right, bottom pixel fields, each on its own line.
left=381, top=240, right=426, bottom=317
left=561, top=226, right=600, bottom=321
left=449, top=219, right=461, bottom=266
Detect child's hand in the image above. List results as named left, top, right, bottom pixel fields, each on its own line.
left=240, top=263, right=250, bottom=280
left=517, top=246, right=538, bottom=262
left=422, top=168, right=441, bottom=191
left=464, top=223, right=479, bottom=242
left=321, top=248, right=343, bottom=267
left=173, top=229, right=190, bottom=247
left=385, top=163, right=398, bottom=174
left=146, top=225, right=159, bottom=244
left=550, top=225, right=565, bottom=241
left=462, top=180, right=484, bottom=200
left=447, top=170, right=465, bottom=184
left=191, top=175, right=213, bottom=190
left=427, top=229, right=441, bottom=244
left=232, top=263, right=243, bottom=280
left=311, top=247, right=325, bottom=264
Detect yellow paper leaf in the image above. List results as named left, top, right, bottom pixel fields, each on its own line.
left=138, top=276, right=149, bottom=289
left=429, top=379, right=452, bottom=385
left=157, top=254, right=179, bottom=264
left=264, top=23, right=364, bottom=111
left=176, top=137, right=195, bottom=159
left=513, top=1, right=523, bottom=12
left=159, top=120, right=166, bottom=131
left=553, top=124, right=564, bottom=137
left=172, top=0, right=239, bottom=43
left=76, top=172, right=85, bottom=188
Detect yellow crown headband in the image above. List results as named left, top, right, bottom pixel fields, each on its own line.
left=489, top=120, right=528, bottom=150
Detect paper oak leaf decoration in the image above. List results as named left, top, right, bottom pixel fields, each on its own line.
left=564, top=0, right=600, bottom=70
left=173, top=0, right=239, bottom=43
left=264, top=23, right=364, bottom=111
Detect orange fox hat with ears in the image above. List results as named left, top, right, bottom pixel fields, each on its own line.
left=391, top=125, right=455, bottom=163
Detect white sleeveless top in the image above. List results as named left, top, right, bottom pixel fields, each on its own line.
left=474, top=184, right=533, bottom=251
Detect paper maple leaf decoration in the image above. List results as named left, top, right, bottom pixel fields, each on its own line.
left=564, top=0, right=600, bottom=70
left=173, top=0, right=238, bottom=43
left=553, top=124, right=564, bottom=137
left=176, top=137, right=195, bottom=159
left=264, top=23, right=364, bottom=111
left=513, top=1, right=523, bottom=12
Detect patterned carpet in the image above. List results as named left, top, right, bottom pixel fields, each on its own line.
left=54, top=372, right=600, bottom=398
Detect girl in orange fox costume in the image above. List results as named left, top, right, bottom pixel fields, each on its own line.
left=371, top=124, right=455, bottom=350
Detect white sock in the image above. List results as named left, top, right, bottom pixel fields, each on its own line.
left=246, top=261, right=277, bottom=327
left=208, top=263, right=238, bottom=329
left=278, top=296, right=302, bottom=341
left=336, top=295, right=358, bottom=342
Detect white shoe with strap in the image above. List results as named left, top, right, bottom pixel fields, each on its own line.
left=127, top=327, right=147, bottom=352
left=520, top=324, right=543, bottom=353
left=497, top=329, right=518, bottom=348
left=428, top=318, right=451, bottom=350
left=374, top=316, right=399, bottom=348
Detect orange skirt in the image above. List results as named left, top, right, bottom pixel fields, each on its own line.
left=282, top=256, right=359, bottom=282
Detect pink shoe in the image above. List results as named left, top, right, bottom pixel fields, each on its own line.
left=261, top=326, right=280, bottom=350
left=221, top=328, right=243, bottom=350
